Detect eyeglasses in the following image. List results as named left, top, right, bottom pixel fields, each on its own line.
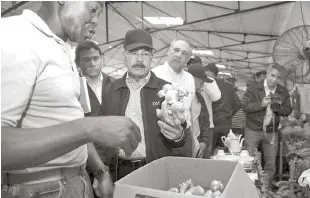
left=126, top=51, right=152, bottom=59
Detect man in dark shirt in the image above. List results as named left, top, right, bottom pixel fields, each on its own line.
left=204, top=63, right=241, bottom=151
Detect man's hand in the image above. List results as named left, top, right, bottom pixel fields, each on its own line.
left=262, top=96, right=272, bottom=107
left=93, top=172, right=114, bottom=198
left=196, top=142, right=207, bottom=158
left=86, top=116, right=141, bottom=156
left=157, top=116, right=183, bottom=141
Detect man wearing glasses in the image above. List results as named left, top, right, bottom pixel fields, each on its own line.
left=100, top=28, right=189, bottom=180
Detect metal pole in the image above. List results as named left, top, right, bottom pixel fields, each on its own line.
left=141, top=1, right=144, bottom=29
left=1, top=1, right=28, bottom=16
left=105, top=2, right=109, bottom=43
left=191, top=1, right=236, bottom=11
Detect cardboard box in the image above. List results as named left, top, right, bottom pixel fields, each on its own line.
left=114, top=157, right=260, bottom=198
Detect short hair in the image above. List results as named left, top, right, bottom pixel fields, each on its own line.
left=75, top=40, right=102, bottom=65
left=267, top=63, right=288, bottom=78
left=205, top=63, right=219, bottom=76
left=255, top=70, right=266, bottom=78
left=169, top=38, right=193, bottom=57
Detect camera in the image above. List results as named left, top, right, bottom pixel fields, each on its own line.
left=269, top=93, right=281, bottom=113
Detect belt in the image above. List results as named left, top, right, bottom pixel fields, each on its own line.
left=3, top=164, right=86, bottom=185
left=118, top=158, right=146, bottom=169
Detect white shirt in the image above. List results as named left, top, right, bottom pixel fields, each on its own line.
left=263, top=79, right=277, bottom=132
left=86, top=74, right=103, bottom=104
left=1, top=10, right=87, bottom=173
left=152, top=61, right=195, bottom=127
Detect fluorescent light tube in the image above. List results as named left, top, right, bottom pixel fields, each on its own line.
left=144, top=17, right=184, bottom=25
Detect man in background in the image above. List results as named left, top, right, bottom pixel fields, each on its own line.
left=226, top=77, right=246, bottom=136
left=75, top=40, right=115, bottom=117
left=255, top=70, right=267, bottom=83
left=152, top=38, right=195, bottom=157
left=242, top=64, right=292, bottom=187
left=188, top=65, right=220, bottom=158
left=204, top=63, right=241, bottom=151
left=75, top=40, right=116, bottom=198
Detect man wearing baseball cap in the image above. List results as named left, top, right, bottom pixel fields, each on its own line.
left=188, top=64, right=221, bottom=158
left=100, top=28, right=189, bottom=180
left=205, top=63, right=241, bottom=151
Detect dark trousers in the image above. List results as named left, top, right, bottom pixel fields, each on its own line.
left=232, top=128, right=245, bottom=136
left=244, top=128, right=278, bottom=187
left=115, top=158, right=146, bottom=181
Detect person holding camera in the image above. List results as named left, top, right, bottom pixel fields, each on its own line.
left=242, top=64, right=292, bottom=188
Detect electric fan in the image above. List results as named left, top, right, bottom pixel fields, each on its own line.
left=273, top=25, right=310, bottom=91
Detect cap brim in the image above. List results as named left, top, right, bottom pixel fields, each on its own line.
left=125, top=43, right=155, bottom=51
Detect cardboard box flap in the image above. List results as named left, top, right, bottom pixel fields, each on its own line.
left=117, top=157, right=169, bottom=190
left=167, top=157, right=236, bottom=189
left=222, top=163, right=260, bottom=198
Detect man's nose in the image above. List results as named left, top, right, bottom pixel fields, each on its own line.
left=89, top=60, right=96, bottom=67
left=136, top=55, right=143, bottom=62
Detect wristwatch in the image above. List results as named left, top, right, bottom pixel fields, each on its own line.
left=93, top=165, right=110, bottom=180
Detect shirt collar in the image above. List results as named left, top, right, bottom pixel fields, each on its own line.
left=22, top=9, right=68, bottom=46
left=86, top=73, right=104, bottom=87
left=126, top=71, right=151, bottom=89
left=113, top=71, right=161, bottom=90
left=164, top=61, right=184, bottom=75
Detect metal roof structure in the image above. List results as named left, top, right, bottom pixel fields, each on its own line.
left=2, top=1, right=310, bottom=81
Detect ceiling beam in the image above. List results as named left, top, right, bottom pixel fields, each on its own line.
left=102, top=41, right=124, bottom=54
left=105, top=2, right=109, bottom=43
left=208, top=38, right=277, bottom=49
left=147, top=28, right=279, bottom=38
left=177, top=31, right=209, bottom=48
left=210, top=32, right=243, bottom=43
left=191, top=1, right=236, bottom=11
left=147, top=1, right=292, bottom=34
left=214, top=48, right=271, bottom=55
left=1, top=1, right=28, bottom=16
left=143, top=1, right=172, bottom=17
left=108, top=4, right=136, bottom=28
left=99, top=38, right=123, bottom=46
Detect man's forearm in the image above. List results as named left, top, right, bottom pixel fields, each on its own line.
left=87, top=143, right=106, bottom=174
left=1, top=118, right=90, bottom=171
left=204, top=82, right=221, bottom=102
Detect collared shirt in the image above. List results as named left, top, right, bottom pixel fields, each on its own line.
left=86, top=74, right=104, bottom=104
left=1, top=10, right=87, bottom=173
left=263, top=79, right=277, bottom=132
left=152, top=61, right=195, bottom=127
left=118, top=72, right=151, bottom=159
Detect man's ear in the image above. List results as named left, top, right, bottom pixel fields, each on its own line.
left=58, top=1, right=65, bottom=5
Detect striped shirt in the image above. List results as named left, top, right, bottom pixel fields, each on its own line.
left=118, top=72, right=151, bottom=160
left=232, top=88, right=246, bottom=128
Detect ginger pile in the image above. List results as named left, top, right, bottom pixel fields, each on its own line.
left=156, top=84, right=189, bottom=125
left=168, top=179, right=225, bottom=197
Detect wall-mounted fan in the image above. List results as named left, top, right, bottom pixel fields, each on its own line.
left=273, top=25, right=310, bottom=91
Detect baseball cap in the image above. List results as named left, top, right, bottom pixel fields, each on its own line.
left=124, top=28, right=154, bottom=51
left=188, top=64, right=213, bottom=83
left=205, top=63, right=219, bottom=76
